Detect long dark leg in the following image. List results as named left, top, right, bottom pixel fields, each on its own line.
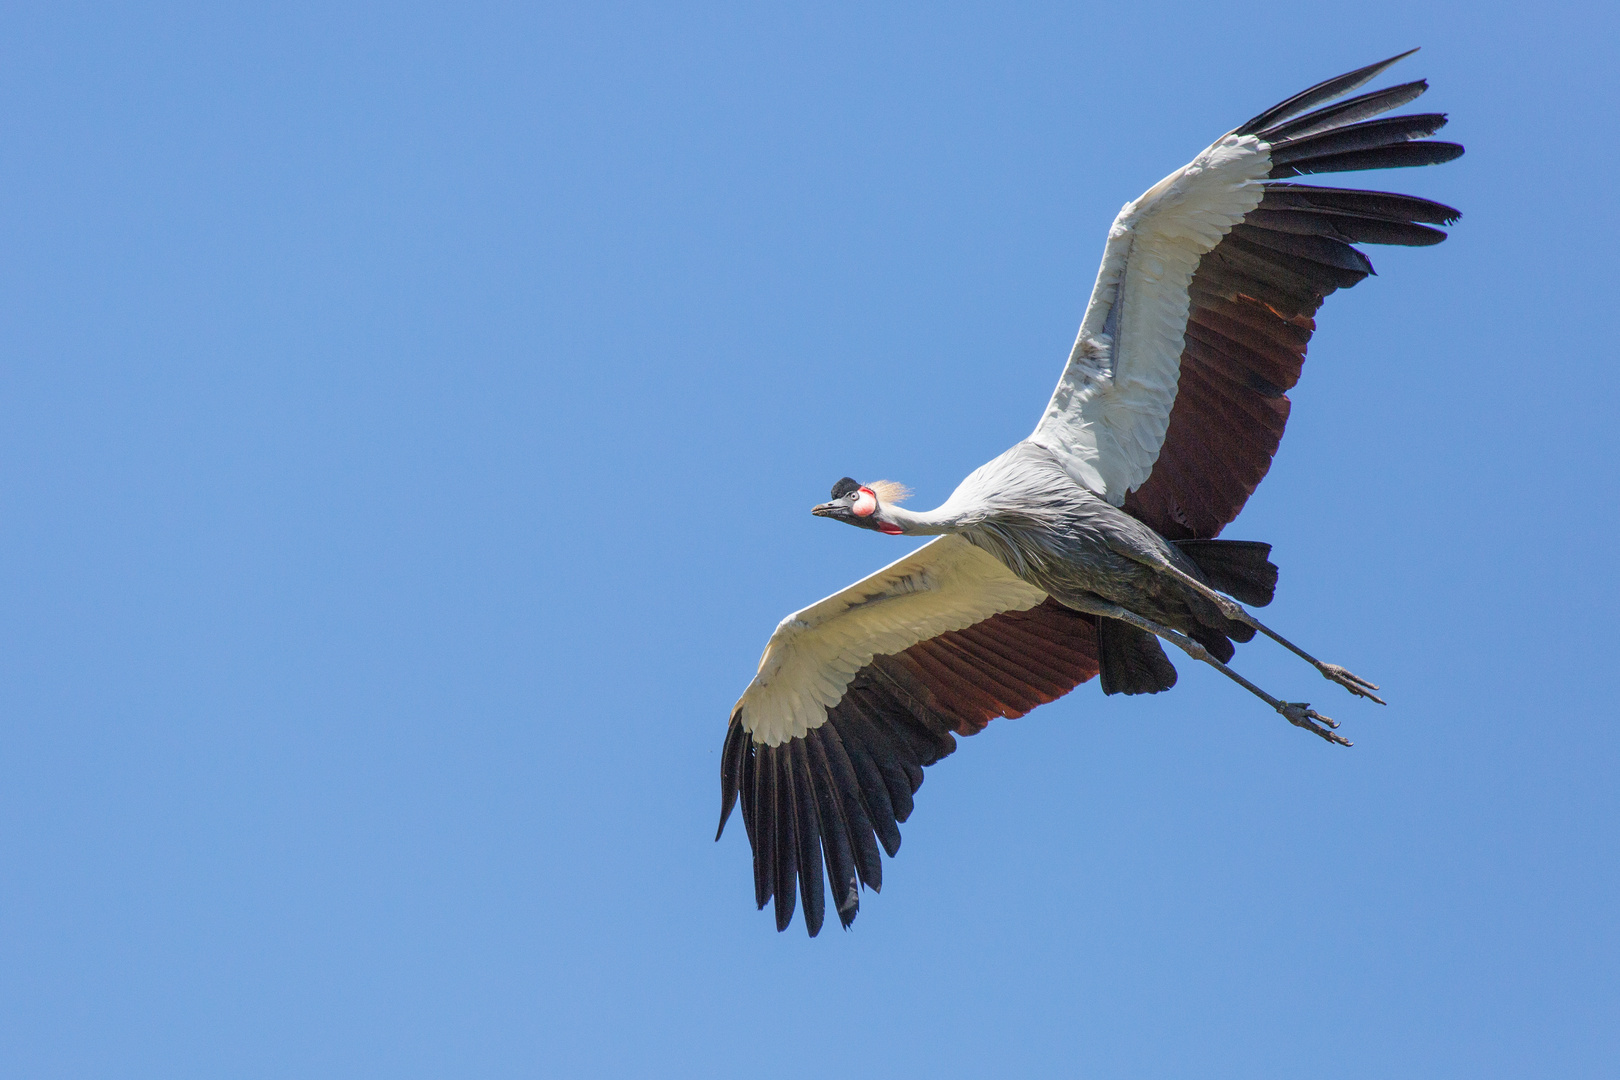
left=1067, top=596, right=1350, bottom=746
left=1155, top=561, right=1385, bottom=705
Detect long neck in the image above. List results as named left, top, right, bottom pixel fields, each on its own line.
left=877, top=502, right=972, bottom=536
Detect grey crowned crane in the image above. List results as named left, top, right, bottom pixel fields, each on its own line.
left=717, top=51, right=1463, bottom=936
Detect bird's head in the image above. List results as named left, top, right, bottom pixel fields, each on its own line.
left=812, top=477, right=912, bottom=535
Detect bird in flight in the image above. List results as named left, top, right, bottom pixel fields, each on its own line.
left=716, top=51, right=1462, bottom=936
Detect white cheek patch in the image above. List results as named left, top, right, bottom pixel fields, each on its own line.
left=852, top=488, right=877, bottom=517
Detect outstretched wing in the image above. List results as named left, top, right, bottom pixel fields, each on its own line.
left=1031, top=50, right=1462, bottom=538
left=717, top=536, right=1101, bottom=935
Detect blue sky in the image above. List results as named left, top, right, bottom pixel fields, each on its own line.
left=2, top=2, right=1616, bottom=1077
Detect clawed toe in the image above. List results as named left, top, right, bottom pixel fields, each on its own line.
left=1279, top=701, right=1352, bottom=747
left=1319, top=663, right=1386, bottom=705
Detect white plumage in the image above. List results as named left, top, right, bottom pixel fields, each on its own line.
left=742, top=537, right=1044, bottom=747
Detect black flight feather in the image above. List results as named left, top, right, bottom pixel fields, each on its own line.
left=1270, top=141, right=1464, bottom=178
left=789, top=739, right=826, bottom=936
left=1260, top=183, right=1460, bottom=225
left=753, top=744, right=775, bottom=910
left=738, top=729, right=758, bottom=853
left=1217, top=235, right=1362, bottom=294
left=1228, top=224, right=1376, bottom=275
left=806, top=731, right=861, bottom=927
left=1236, top=49, right=1419, bottom=135
left=716, top=713, right=746, bottom=841
left=1267, top=113, right=1449, bottom=167
left=818, top=718, right=886, bottom=888
left=1259, top=79, right=1429, bottom=142
left=841, top=694, right=921, bottom=820
left=1242, top=207, right=1447, bottom=247
left=772, top=747, right=799, bottom=933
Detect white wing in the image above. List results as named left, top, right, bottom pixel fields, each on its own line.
left=1029, top=133, right=1272, bottom=503
left=1029, top=50, right=1460, bottom=509
left=737, top=536, right=1046, bottom=746
left=720, top=536, right=1104, bottom=935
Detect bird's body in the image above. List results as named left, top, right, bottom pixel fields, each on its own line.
left=896, top=441, right=1238, bottom=656
left=716, top=52, right=1464, bottom=936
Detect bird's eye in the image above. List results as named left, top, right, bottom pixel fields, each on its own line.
left=851, top=488, right=878, bottom=517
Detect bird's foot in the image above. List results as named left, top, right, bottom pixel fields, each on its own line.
left=1318, top=663, right=1386, bottom=705
left=1279, top=701, right=1352, bottom=746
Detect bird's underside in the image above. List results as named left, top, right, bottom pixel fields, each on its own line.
left=717, top=51, right=1463, bottom=936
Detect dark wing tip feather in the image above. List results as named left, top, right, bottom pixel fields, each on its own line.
left=1257, top=79, right=1429, bottom=142
left=1269, top=140, right=1464, bottom=178
left=805, top=730, right=862, bottom=930
left=771, top=746, right=798, bottom=932
left=1236, top=49, right=1420, bottom=135
left=1266, top=113, right=1451, bottom=167
left=789, top=740, right=826, bottom=937
left=721, top=601, right=1101, bottom=935
left=1261, top=183, right=1461, bottom=226
left=716, top=710, right=746, bottom=841
left=753, top=742, right=775, bottom=910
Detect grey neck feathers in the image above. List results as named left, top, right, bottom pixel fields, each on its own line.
left=878, top=503, right=970, bottom=535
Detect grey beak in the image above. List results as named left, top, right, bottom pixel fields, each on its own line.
left=811, top=501, right=842, bottom=517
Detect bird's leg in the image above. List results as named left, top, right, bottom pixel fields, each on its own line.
left=1154, top=561, right=1385, bottom=705
left=1071, top=597, right=1351, bottom=746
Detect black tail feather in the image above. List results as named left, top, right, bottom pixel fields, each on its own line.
left=1097, top=619, right=1178, bottom=696
left=1174, top=539, right=1279, bottom=607
left=1187, top=623, right=1237, bottom=664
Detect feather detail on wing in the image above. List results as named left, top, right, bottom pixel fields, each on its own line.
left=1031, top=50, right=1462, bottom=532
left=1030, top=133, right=1273, bottom=500
left=737, top=536, right=1048, bottom=746
left=718, top=536, right=1101, bottom=934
